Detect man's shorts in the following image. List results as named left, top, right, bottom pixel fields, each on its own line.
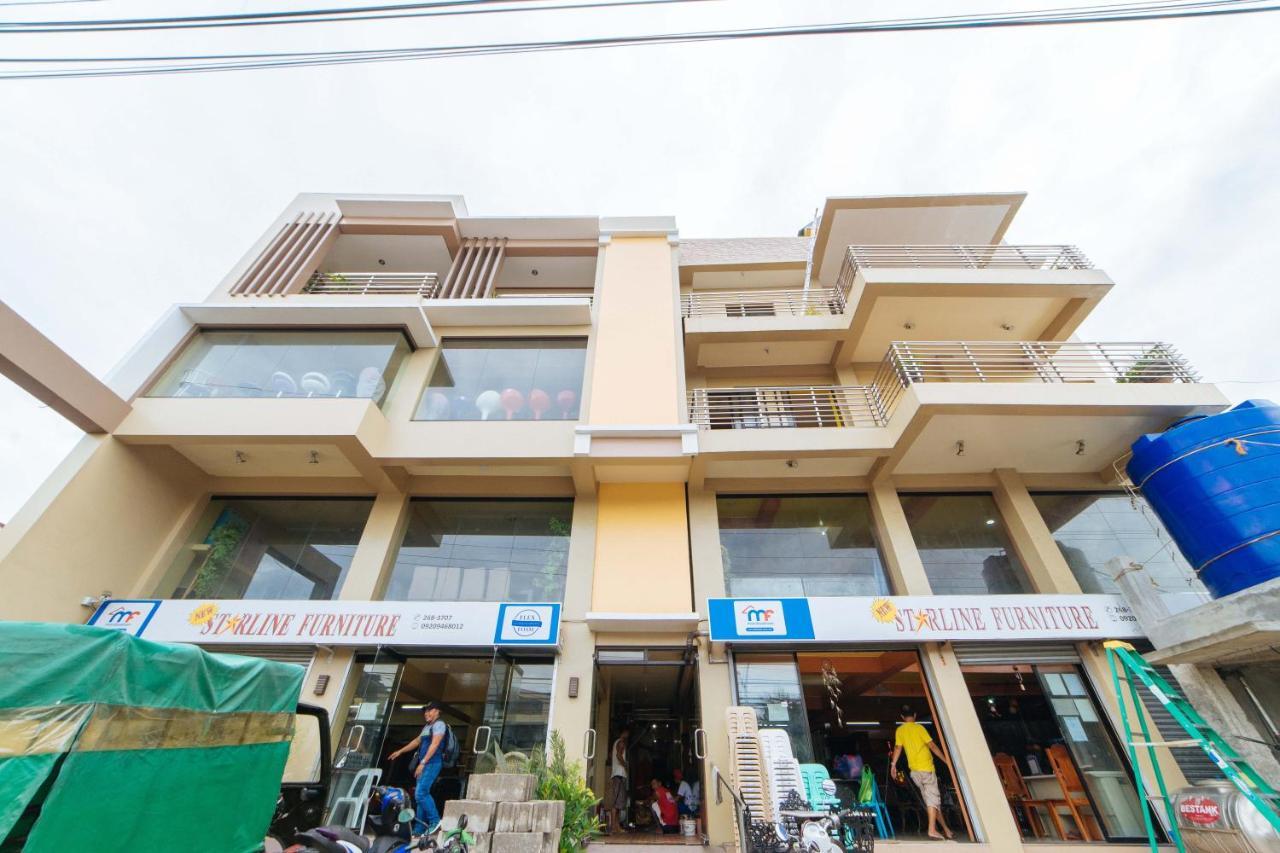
left=910, top=770, right=942, bottom=808
left=607, top=775, right=628, bottom=810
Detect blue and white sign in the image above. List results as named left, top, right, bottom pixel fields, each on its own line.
left=708, top=594, right=1143, bottom=643
left=495, top=603, right=561, bottom=645
left=87, top=599, right=562, bottom=648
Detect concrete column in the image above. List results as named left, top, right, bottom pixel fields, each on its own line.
left=868, top=480, right=933, bottom=595
left=338, top=491, right=411, bottom=601
left=549, top=497, right=597, bottom=769
left=919, top=643, right=1025, bottom=848
left=1169, top=664, right=1280, bottom=786
left=992, top=468, right=1083, bottom=594
left=305, top=648, right=358, bottom=757
left=695, top=639, right=736, bottom=849
left=382, top=346, right=439, bottom=423
left=688, top=487, right=726, bottom=604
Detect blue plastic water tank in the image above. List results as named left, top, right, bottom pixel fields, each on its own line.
left=1127, top=399, right=1280, bottom=599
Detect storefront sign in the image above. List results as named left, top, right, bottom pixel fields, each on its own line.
left=707, top=594, right=1143, bottom=643
left=88, top=599, right=561, bottom=647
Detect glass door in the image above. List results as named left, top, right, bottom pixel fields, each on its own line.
left=477, top=650, right=556, bottom=770
left=328, top=649, right=403, bottom=814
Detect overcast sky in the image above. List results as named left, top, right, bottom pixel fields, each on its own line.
left=1, top=0, right=1277, bottom=520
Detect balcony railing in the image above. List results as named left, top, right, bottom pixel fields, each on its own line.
left=305, top=271, right=440, bottom=296
left=689, top=341, right=1199, bottom=430
left=842, top=244, right=1093, bottom=279
left=681, top=286, right=846, bottom=319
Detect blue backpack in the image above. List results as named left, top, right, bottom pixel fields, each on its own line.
left=421, top=723, right=460, bottom=768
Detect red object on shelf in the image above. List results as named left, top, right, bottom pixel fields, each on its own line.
left=557, top=389, right=577, bottom=418
left=500, top=388, right=525, bottom=419
left=528, top=388, right=551, bottom=420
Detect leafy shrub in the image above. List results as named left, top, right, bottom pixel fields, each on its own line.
left=529, top=731, right=602, bottom=852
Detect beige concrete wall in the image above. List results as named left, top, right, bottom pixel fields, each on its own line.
left=587, top=237, right=682, bottom=424
left=550, top=496, right=599, bottom=768
left=591, top=482, right=691, bottom=613
left=0, top=436, right=206, bottom=622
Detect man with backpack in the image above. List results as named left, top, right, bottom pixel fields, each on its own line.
left=389, top=701, right=457, bottom=837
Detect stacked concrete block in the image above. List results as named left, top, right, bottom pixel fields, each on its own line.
left=443, top=775, right=563, bottom=853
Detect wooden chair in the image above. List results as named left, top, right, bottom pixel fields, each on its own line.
left=1046, top=744, right=1103, bottom=842
left=993, top=753, right=1052, bottom=839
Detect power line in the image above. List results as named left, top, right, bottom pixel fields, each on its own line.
left=3, top=0, right=1276, bottom=79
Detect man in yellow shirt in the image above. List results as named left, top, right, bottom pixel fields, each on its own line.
left=890, top=704, right=954, bottom=840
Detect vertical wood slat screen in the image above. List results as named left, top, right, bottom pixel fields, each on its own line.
left=438, top=236, right=507, bottom=299
left=229, top=211, right=339, bottom=296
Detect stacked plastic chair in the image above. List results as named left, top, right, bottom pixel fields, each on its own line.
left=799, top=763, right=841, bottom=811
left=758, top=728, right=806, bottom=818
left=725, top=707, right=773, bottom=851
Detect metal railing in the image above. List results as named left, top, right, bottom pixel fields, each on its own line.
left=688, top=385, right=886, bottom=429
left=843, top=244, right=1093, bottom=276
left=681, top=286, right=846, bottom=318
left=304, top=271, right=440, bottom=296
left=689, top=341, right=1198, bottom=430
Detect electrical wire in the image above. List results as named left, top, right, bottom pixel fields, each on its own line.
left=3, top=0, right=1276, bottom=79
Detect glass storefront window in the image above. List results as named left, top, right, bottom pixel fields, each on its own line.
left=384, top=499, right=572, bottom=602
left=416, top=338, right=586, bottom=421
left=168, top=498, right=373, bottom=600
left=717, top=495, right=890, bottom=597
left=733, top=654, right=814, bottom=763
left=1031, top=492, right=1209, bottom=615
left=148, top=330, right=410, bottom=406
left=962, top=662, right=1148, bottom=842
left=900, top=493, right=1034, bottom=595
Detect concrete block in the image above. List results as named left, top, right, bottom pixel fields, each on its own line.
left=495, top=801, right=534, bottom=833
left=529, top=801, right=565, bottom=832
left=467, top=833, right=493, bottom=853
left=441, top=799, right=496, bottom=833
left=470, top=773, right=537, bottom=803
left=540, top=829, right=561, bottom=853
left=492, top=832, right=543, bottom=853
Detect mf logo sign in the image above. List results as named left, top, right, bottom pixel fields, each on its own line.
left=88, top=600, right=161, bottom=637
left=734, top=601, right=787, bottom=636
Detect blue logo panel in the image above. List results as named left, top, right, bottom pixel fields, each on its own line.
left=707, top=598, right=815, bottom=641
left=494, top=602, right=561, bottom=645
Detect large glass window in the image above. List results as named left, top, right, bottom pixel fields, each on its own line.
left=717, top=495, right=890, bottom=597
left=733, top=653, right=814, bottom=763
left=1031, top=492, right=1209, bottom=614
left=415, top=338, right=586, bottom=421
left=168, top=498, right=373, bottom=600
left=148, top=330, right=410, bottom=406
left=900, top=493, right=1034, bottom=595
left=384, top=499, right=572, bottom=602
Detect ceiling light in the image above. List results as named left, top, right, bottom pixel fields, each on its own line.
left=785, top=459, right=799, bottom=469
left=1075, top=440, right=1086, bottom=456
left=955, top=440, right=965, bottom=456
left=308, top=450, right=320, bottom=464
left=1000, top=322, right=1014, bottom=331
left=903, top=321, right=915, bottom=330
left=531, top=269, right=539, bottom=276
left=234, top=450, right=248, bottom=464
left=378, top=258, right=387, bottom=266
left=985, top=519, right=996, bottom=526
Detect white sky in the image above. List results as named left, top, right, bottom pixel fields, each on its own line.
left=1, top=0, right=1278, bottom=520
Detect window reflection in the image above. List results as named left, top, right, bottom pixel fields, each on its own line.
left=384, top=499, right=572, bottom=602
left=148, top=330, right=410, bottom=407
left=1031, top=492, right=1208, bottom=614
left=170, top=498, right=373, bottom=600
left=717, top=495, right=890, bottom=597
left=900, top=494, right=1033, bottom=595
left=416, top=338, right=586, bottom=421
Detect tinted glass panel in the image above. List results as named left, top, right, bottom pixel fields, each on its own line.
left=717, top=495, right=890, bottom=597
left=733, top=653, right=814, bottom=762
left=148, top=330, right=409, bottom=407
left=385, top=499, right=572, bottom=602
left=900, top=493, right=1033, bottom=595
left=170, top=498, right=373, bottom=600
left=416, top=338, right=586, bottom=421
left=1032, top=492, right=1209, bottom=614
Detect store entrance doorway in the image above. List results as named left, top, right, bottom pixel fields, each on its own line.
left=328, top=649, right=555, bottom=820
left=592, top=647, right=704, bottom=845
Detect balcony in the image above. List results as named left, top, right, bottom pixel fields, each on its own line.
left=304, top=271, right=440, bottom=296
left=681, top=286, right=845, bottom=318
left=690, top=341, right=1200, bottom=431
left=843, top=244, right=1093, bottom=273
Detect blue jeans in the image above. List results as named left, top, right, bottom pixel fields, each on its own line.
left=413, top=756, right=444, bottom=834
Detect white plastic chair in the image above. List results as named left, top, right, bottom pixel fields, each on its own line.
left=329, top=767, right=382, bottom=831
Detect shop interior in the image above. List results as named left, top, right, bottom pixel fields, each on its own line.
left=594, top=648, right=703, bottom=845
left=962, top=664, right=1150, bottom=843
left=735, top=651, right=972, bottom=842
left=329, top=652, right=554, bottom=818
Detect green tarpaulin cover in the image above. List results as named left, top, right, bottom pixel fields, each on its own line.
left=0, top=621, right=304, bottom=853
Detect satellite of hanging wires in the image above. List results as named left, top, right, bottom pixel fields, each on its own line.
left=1, top=0, right=1278, bottom=80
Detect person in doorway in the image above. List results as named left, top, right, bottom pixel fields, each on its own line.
left=606, top=726, right=630, bottom=834
left=890, top=704, right=954, bottom=841
left=674, top=768, right=701, bottom=834
left=649, top=778, right=679, bottom=834
left=388, top=701, right=448, bottom=837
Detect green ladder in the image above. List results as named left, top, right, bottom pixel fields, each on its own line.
left=1104, top=640, right=1280, bottom=852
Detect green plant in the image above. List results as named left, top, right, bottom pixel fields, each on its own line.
left=188, top=514, right=249, bottom=598
left=530, top=731, right=602, bottom=852
left=532, top=516, right=571, bottom=601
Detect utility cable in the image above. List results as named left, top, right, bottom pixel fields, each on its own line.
left=3, top=0, right=1277, bottom=79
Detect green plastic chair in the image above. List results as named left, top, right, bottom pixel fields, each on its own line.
left=799, top=763, right=841, bottom=810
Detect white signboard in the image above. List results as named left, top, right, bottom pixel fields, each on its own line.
left=87, top=599, right=561, bottom=647
left=707, top=594, right=1143, bottom=643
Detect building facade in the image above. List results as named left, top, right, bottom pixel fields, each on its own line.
left=0, top=192, right=1234, bottom=850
